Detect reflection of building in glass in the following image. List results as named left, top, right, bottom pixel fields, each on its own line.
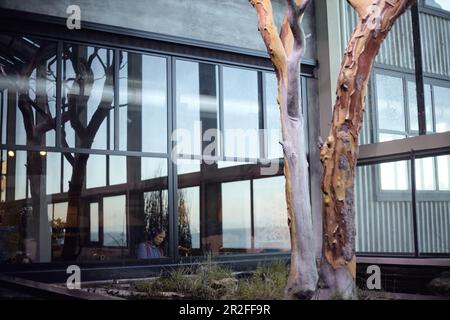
left=0, top=0, right=448, bottom=278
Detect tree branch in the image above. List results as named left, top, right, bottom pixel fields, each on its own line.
left=85, top=65, right=114, bottom=146
left=17, top=94, right=35, bottom=141
left=284, top=0, right=311, bottom=118
left=249, top=0, right=287, bottom=81
left=347, top=0, right=373, bottom=19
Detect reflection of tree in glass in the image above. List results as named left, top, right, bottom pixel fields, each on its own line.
left=60, top=45, right=119, bottom=260
left=0, top=37, right=120, bottom=260
left=178, top=190, right=192, bottom=255
left=0, top=37, right=58, bottom=241
left=144, top=190, right=167, bottom=235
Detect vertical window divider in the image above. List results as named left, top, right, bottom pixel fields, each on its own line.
left=56, top=41, right=62, bottom=148
left=430, top=84, right=436, bottom=133
left=168, top=56, right=178, bottom=262
left=258, top=72, right=267, bottom=159
left=403, top=75, right=411, bottom=134
left=411, top=3, right=427, bottom=135
left=250, top=179, right=255, bottom=251
left=114, top=49, right=120, bottom=151
left=410, top=149, right=420, bottom=257
left=0, top=91, right=3, bottom=146
left=218, top=65, right=225, bottom=161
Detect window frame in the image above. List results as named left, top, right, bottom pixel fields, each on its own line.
left=421, top=0, right=450, bottom=18
left=373, top=69, right=450, bottom=200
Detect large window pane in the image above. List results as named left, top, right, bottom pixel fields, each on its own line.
left=138, top=190, right=168, bottom=258
left=90, top=202, right=99, bottom=242
left=355, top=161, right=414, bottom=254
left=415, top=157, right=436, bottom=191
left=253, top=177, right=290, bottom=251
left=380, top=160, right=409, bottom=191
left=434, top=86, right=450, bottom=133
left=62, top=44, right=114, bottom=150
left=408, top=82, right=433, bottom=133
left=223, top=67, right=259, bottom=159
left=119, top=52, right=167, bottom=153
left=222, top=180, right=251, bottom=249
left=0, top=36, right=57, bottom=147
left=178, top=187, right=200, bottom=253
left=0, top=150, right=170, bottom=264
left=265, top=73, right=283, bottom=159
left=437, top=155, right=450, bottom=191
left=103, top=195, right=127, bottom=247
left=376, top=74, right=406, bottom=134
left=175, top=60, right=219, bottom=157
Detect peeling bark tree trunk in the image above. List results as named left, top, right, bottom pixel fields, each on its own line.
left=319, top=0, right=413, bottom=299
left=250, top=0, right=318, bottom=299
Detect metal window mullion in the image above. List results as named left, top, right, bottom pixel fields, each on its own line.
left=114, top=48, right=120, bottom=151
left=430, top=83, right=436, bottom=133
left=258, top=72, right=267, bottom=159
left=56, top=41, right=63, bottom=148
left=411, top=3, right=427, bottom=135
left=168, top=56, right=178, bottom=262
left=218, top=65, right=225, bottom=160
left=250, top=179, right=255, bottom=250
left=410, top=150, right=420, bottom=257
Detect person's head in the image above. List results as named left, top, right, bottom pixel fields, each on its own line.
left=147, top=227, right=166, bottom=246
left=152, top=230, right=166, bottom=246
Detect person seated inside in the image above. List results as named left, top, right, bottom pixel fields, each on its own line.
left=136, top=227, right=166, bottom=259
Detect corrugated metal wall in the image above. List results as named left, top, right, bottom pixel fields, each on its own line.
left=340, top=0, right=450, bottom=77
left=339, top=1, right=450, bottom=254
left=355, top=165, right=415, bottom=253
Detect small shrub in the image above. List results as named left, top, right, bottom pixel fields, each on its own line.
left=235, top=261, right=289, bottom=300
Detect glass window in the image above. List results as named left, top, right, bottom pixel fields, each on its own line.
left=222, top=67, right=259, bottom=159
left=434, top=85, right=450, bottom=133
left=376, top=74, right=406, bottom=134
left=425, top=0, right=450, bottom=11
left=415, top=157, right=436, bottom=191
left=62, top=44, right=114, bottom=150
left=0, top=149, right=170, bottom=263
left=140, top=189, right=168, bottom=258
left=119, top=52, right=167, bottom=153
left=46, top=152, right=61, bottom=195
left=222, top=180, right=252, bottom=249
left=380, top=160, right=409, bottom=191
left=437, top=155, right=450, bottom=190
left=0, top=36, right=57, bottom=147
left=90, top=202, right=99, bottom=242
left=141, top=157, right=167, bottom=181
left=253, top=177, right=290, bottom=251
left=86, top=155, right=106, bottom=189
left=265, top=73, right=283, bottom=159
left=178, top=187, right=200, bottom=253
left=175, top=60, right=219, bottom=157
left=407, top=82, right=433, bottom=133
left=109, top=155, right=127, bottom=185
left=103, top=195, right=127, bottom=247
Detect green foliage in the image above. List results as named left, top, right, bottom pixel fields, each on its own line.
left=132, top=260, right=290, bottom=300
left=235, top=261, right=289, bottom=300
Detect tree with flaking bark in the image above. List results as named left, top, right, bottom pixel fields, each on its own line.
left=249, top=0, right=318, bottom=299
left=319, top=0, right=413, bottom=299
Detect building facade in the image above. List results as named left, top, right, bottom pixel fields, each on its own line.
left=0, top=0, right=448, bottom=281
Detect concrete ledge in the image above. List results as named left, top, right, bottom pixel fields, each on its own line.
left=0, top=274, right=123, bottom=300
